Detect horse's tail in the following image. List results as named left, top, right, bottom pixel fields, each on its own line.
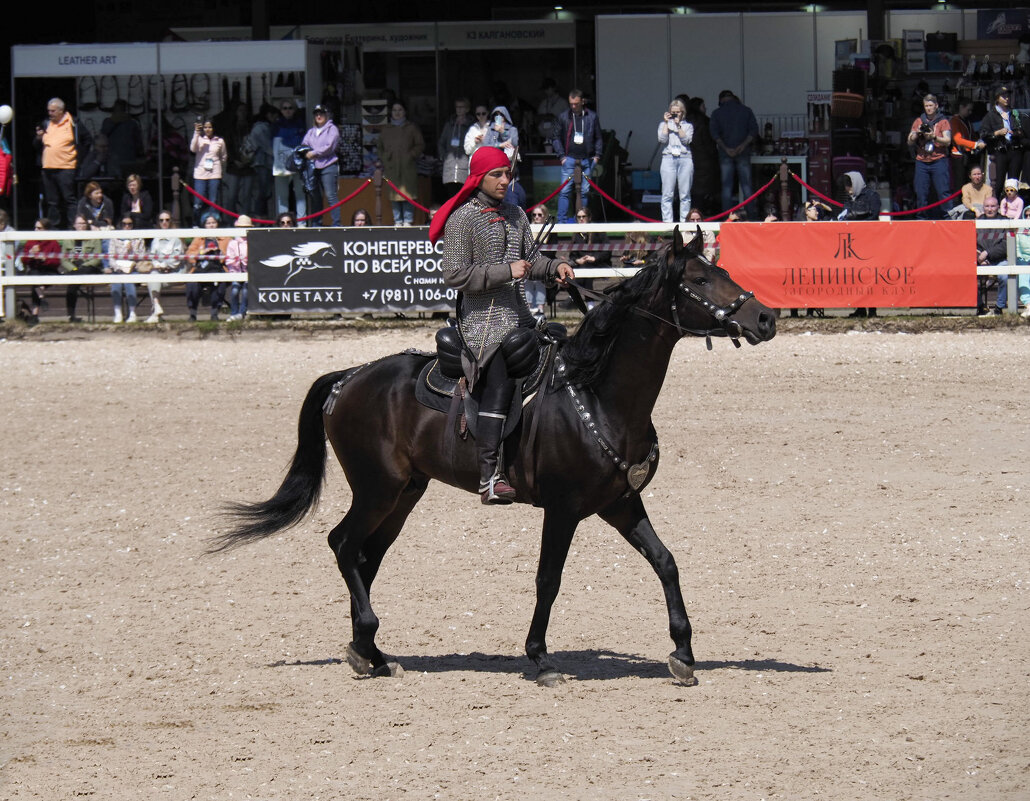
left=207, top=369, right=348, bottom=553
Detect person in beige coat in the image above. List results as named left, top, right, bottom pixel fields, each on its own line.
left=378, top=101, right=424, bottom=226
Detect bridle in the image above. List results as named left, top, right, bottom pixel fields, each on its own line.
left=669, top=274, right=755, bottom=348
left=565, top=261, right=755, bottom=349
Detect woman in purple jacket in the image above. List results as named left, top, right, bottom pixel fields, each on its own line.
left=301, top=105, right=341, bottom=226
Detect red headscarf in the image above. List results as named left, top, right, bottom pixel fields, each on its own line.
left=428, top=146, right=512, bottom=244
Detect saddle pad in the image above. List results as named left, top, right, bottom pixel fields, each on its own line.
left=414, top=359, right=456, bottom=415
left=414, top=359, right=523, bottom=442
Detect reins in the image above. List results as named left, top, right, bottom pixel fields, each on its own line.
left=563, top=271, right=754, bottom=350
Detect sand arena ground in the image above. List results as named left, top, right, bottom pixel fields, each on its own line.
left=1, top=324, right=1027, bottom=800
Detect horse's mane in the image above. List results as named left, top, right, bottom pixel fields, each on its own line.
left=560, top=242, right=679, bottom=389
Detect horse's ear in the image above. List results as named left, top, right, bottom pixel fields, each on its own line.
left=671, top=225, right=683, bottom=258
left=672, top=225, right=702, bottom=260
left=686, top=225, right=703, bottom=257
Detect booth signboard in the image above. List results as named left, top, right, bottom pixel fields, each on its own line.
left=977, top=10, right=1029, bottom=39
left=438, top=21, right=575, bottom=50
left=12, top=43, right=158, bottom=77
left=248, top=227, right=452, bottom=314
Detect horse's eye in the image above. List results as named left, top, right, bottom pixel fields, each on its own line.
left=693, top=277, right=708, bottom=287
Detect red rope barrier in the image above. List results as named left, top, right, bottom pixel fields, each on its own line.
left=383, top=178, right=431, bottom=214
left=583, top=177, right=662, bottom=222
left=182, top=178, right=373, bottom=225
left=789, top=171, right=963, bottom=217
left=704, top=174, right=780, bottom=221
left=181, top=182, right=275, bottom=225
left=789, top=172, right=843, bottom=207
left=297, top=178, right=374, bottom=223
left=532, top=178, right=572, bottom=209
left=880, top=188, right=962, bottom=217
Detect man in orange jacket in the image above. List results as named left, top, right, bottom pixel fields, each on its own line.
left=38, top=98, right=89, bottom=228
left=949, top=99, right=985, bottom=192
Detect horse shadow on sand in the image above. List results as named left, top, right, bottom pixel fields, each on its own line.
left=266, top=650, right=830, bottom=681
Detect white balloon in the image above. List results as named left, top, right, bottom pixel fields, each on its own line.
left=0, top=105, right=13, bottom=125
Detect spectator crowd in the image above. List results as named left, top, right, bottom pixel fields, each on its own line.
left=5, top=80, right=1030, bottom=322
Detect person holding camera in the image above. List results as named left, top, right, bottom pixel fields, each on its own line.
left=657, top=98, right=694, bottom=223
left=907, top=94, right=952, bottom=220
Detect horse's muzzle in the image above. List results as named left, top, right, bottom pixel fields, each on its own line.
left=733, top=304, right=776, bottom=345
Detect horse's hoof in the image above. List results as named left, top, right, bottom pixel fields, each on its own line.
left=372, top=661, right=404, bottom=679
left=668, top=656, right=698, bottom=686
left=346, top=643, right=371, bottom=676
left=536, top=669, right=566, bottom=687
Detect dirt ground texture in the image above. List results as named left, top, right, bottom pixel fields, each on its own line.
left=1, top=326, right=1028, bottom=800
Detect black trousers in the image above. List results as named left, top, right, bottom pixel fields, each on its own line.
left=478, top=351, right=515, bottom=415
left=186, top=281, right=226, bottom=315
left=989, top=148, right=1022, bottom=197
left=41, top=168, right=77, bottom=228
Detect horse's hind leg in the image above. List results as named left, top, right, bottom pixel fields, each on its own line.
left=599, top=494, right=696, bottom=686
left=343, top=477, right=428, bottom=676
left=327, top=480, right=408, bottom=676
left=329, top=477, right=427, bottom=677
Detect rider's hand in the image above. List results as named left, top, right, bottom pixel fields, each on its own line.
left=556, top=263, right=575, bottom=284
left=509, top=259, right=530, bottom=279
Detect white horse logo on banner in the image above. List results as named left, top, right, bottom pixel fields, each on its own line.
left=260, top=242, right=337, bottom=284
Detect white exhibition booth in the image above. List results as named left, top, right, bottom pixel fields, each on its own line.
left=596, top=9, right=979, bottom=172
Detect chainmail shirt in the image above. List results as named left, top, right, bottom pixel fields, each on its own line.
left=443, top=193, right=558, bottom=374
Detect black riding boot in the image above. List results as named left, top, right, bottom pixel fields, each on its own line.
left=477, top=355, right=517, bottom=504
left=477, top=412, right=516, bottom=504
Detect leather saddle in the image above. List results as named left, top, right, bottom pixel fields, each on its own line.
left=415, top=322, right=566, bottom=441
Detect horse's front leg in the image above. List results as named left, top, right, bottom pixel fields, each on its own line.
left=599, top=494, right=696, bottom=685
left=526, top=508, right=580, bottom=687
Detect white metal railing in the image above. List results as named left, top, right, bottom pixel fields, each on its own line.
left=0, top=227, right=243, bottom=319
left=3, top=221, right=1029, bottom=318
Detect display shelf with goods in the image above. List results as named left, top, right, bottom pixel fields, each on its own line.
left=805, top=91, right=833, bottom=199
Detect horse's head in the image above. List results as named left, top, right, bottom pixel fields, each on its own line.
left=668, top=225, right=776, bottom=345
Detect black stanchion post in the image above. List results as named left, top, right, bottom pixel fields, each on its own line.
left=170, top=167, right=181, bottom=228
left=373, top=167, right=384, bottom=226
left=574, top=162, right=583, bottom=216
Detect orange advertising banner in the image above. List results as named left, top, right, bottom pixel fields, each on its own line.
left=718, top=221, right=977, bottom=307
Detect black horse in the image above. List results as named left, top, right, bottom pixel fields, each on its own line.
left=211, top=228, right=776, bottom=686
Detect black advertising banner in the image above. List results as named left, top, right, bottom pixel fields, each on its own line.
left=248, top=227, right=454, bottom=314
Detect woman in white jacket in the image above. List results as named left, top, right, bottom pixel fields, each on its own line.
left=463, top=104, right=491, bottom=156
left=657, top=98, right=694, bottom=223
left=145, top=211, right=184, bottom=323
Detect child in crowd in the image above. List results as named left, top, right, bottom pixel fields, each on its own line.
left=1000, top=178, right=1024, bottom=220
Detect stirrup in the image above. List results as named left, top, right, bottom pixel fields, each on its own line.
left=480, top=474, right=516, bottom=505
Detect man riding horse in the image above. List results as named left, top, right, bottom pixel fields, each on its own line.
left=429, top=146, right=575, bottom=505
